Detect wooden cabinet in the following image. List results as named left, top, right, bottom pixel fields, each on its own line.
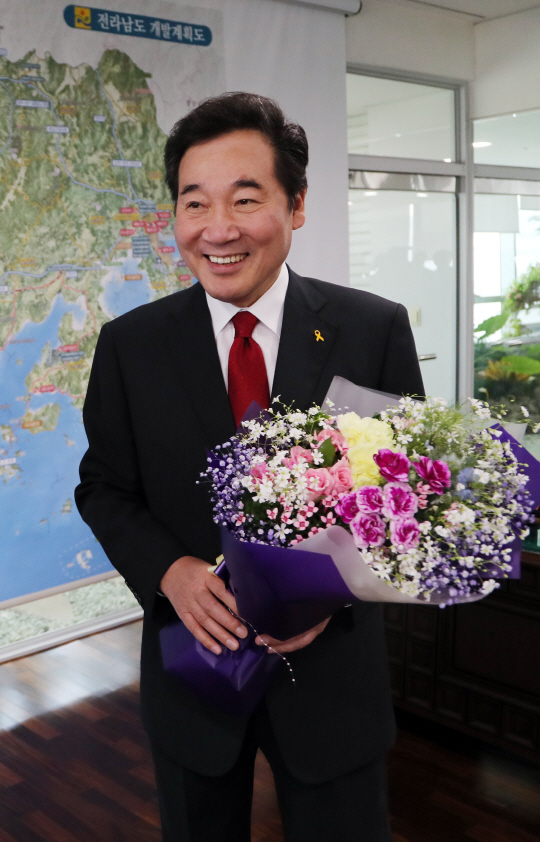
left=385, top=551, right=540, bottom=761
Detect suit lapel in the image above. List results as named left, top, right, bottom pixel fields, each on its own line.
left=272, top=269, right=338, bottom=409
left=162, top=270, right=338, bottom=443
left=164, top=283, right=236, bottom=447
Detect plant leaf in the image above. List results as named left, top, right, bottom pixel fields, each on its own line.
left=318, top=437, right=336, bottom=468
left=499, top=355, right=540, bottom=375
left=475, top=313, right=508, bottom=338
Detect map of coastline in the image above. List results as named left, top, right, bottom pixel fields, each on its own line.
left=0, top=47, right=197, bottom=600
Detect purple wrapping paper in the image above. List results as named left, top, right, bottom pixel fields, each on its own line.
left=160, top=619, right=280, bottom=717
left=487, top=424, right=540, bottom=579
left=221, top=526, right=355, bottom=641
left=159, top=554, right=283, bottom=717
left=159, top=530, right=356, bottom=717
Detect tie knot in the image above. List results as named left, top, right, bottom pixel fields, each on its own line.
left=232, top=311, right=258, bottom=338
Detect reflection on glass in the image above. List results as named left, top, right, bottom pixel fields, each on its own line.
left=347, top=73, right=455, bottom=161
left=349, top=188, right=456, bottom=402
left=474, top=192, right=540, bottom=451
left=474, top=110, right=540, bottom=168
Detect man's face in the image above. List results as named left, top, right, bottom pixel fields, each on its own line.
left=174, top=129, right=306, bottom=308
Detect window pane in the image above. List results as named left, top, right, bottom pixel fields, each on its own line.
left=474, top=110, right=540, bottom=168
left=473, top=190, right=540, bottom=456
left=349, top=188, right=457, bottom=402
left=347, top=74, right=455, bottom=161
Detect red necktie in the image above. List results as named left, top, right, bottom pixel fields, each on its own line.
left=228, top=311, right=270, bottom=427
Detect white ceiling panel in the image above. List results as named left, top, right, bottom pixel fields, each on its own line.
left=404, top=0, right=540, bottom=20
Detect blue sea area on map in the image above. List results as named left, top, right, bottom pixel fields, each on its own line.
left=101, top=258, right=152, bottom=317
left=0, top=293, right=122, bottom=602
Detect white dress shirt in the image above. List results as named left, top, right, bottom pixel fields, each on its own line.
left=205, top=263, right=289, bottom=391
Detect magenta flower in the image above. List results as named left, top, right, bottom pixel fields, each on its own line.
left=350, top=513, right=387, bottom=549
left=356, top=486, right=384, bottom=514
left=381, top=482, right=418, bottom=520
left=373, top=449, right=410, bottom=483
left=389, top=517, right=421, bottom=550
left=329, top=457, right=353, bottom=495
left=335, top=491, right=359, bottom=523
left=413, top=456, right=451, bottom=495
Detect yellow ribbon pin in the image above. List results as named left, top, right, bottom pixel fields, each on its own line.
left=314, top=330, right=324, bottom=342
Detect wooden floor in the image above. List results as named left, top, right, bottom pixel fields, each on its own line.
left=0, top=621, right=539, bottom=841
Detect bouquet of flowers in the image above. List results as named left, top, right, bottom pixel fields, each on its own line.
left=160, top=379, right=540, bottom=716
left=207, top=389, right=536, bottom=605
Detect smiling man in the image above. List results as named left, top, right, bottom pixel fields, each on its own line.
left=76, top=92, right=424, bottom=842
left=173, top=128, right=305, bottom=309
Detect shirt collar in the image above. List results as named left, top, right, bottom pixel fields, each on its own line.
left=205, top=263, right=289, bottom=337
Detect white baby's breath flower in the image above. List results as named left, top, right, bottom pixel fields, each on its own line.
left=289, top=427, right=305, bottom=440
left=481, top=579, right=500, bottom=595
left=434, top=525, right=450, bottom=538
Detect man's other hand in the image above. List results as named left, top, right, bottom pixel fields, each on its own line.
left=160, top=556, right=247, bottom=655
left=254, top=617, right=331, bottom=654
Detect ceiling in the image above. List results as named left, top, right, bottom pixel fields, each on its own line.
left=404, top=0, right=540, bottom=20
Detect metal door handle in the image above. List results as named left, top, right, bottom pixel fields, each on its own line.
left=418, top=353, right=437, bottom=361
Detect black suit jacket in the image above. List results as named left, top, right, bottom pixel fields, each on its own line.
left=75, top=269, right=424, bottom=784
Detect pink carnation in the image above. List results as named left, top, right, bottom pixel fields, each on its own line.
left=381, top=482, right=418, bottom=520
left=335, top=491, right=359, bottom=523
left=373, top=449, right=411, bottom=483
left=389, top=517, right=421, bottom=550
left=413, top=456, right=451, bottom=495
left=282, top=445, right=314, bottom=468
left=328, top=457, right=353, bottom=495
left=350, top=513, right=386, bottom=549
left=356, top=486, right=384, bottom=514
left=316, top=426, right=349, bottom=453
left=304, top=468, right=335, bottom=502
left=250, top=462, right=269, bottom=480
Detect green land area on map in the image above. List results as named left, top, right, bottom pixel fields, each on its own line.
left=0, top=48, right=193, bottom=463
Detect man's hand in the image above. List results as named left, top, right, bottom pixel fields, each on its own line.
left=255, top=617, right=331, bottom=654
left=160, top=556, right=247, bottom=655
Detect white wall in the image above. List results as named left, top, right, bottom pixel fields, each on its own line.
left=474, top=7, right=540, bottom=118
left=345, top=0, right=475, bottom=81
left=219, top=0, right=350, bottom=285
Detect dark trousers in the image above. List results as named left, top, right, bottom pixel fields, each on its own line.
left=151, top=703, right=393, bottom=842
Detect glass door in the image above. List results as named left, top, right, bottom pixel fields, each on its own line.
left=346, top=69, right=465, bottom=404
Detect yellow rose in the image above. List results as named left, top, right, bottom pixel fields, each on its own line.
left=348, top=442, right=385, bottom=487
left=337, top=413, right=394, bottom=450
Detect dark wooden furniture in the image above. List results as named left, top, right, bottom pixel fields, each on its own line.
left=385, top=550, right=540, bottom=763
